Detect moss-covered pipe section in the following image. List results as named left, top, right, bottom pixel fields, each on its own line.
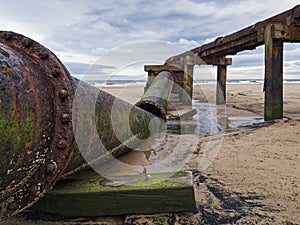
left=136, top=71, right=174, bottom=120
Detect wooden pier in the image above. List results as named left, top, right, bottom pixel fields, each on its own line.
left=146, top=5, right=300, bottom=121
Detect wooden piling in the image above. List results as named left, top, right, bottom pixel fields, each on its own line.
left=216, top=64, right=227, bottom=105
left=264, top=25, right=284, bottom=121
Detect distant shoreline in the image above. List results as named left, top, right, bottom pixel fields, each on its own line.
left=81, top=79, right=300, bottom=87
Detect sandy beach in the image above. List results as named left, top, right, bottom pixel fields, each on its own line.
left=4, top=83, right=300, bottom=225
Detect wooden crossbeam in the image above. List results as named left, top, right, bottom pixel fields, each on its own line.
left=144, top=65, right=183, bottom=72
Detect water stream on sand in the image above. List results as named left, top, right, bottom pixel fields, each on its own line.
left=96, top=99, right=266, bottom=179
left=167, top=100, right=265, bottom=135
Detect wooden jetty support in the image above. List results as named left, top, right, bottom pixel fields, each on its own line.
left=146, top=5, right=300, bottom=121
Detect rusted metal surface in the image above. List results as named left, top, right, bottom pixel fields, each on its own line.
left=144, top=65, right=194, bottom=106
left=0, top=31, right=158, bottom=220
left=166, top=5, right=300, bottom=65
left=0, top=31, right=75, bottom=219
left=136, top=71, right=174, bottom=119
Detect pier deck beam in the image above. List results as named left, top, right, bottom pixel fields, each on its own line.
left=264, top=25, right=284, bottom=121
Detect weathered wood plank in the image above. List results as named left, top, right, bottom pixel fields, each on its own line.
left=144, top=65, right=183, bottom=72
left=31, top=172, right=195, bottom=218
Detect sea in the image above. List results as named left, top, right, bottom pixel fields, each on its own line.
left=83, top=79, right=300, bottom=88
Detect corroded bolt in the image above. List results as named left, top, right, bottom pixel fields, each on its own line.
left=51, top=68, right=61, bottom=77
left=4, top=34, right=12, bottom=41
left=29, top=183, right=43, bottom=195
left=61, top=113, right=70, bottom=123
left=39, top=51, right=49, bottom=60
left=22, top=38, right=32, bottom=48
left=7, top=202, right=19, bottom=211
left=56, top=139, right=68, bottom=150
left=59, top=89, right=69, bottom=99
left=46, top=162, right=57, bottom=174
left=29, top=185, right=39, bottom=195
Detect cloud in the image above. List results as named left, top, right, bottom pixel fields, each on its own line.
left=177, top=38, right=200, bottom=49
left=0, top=0, right=299, bottom=79
left=64, top=62, right=116, bottom=75
left=231, top=49, right=264, bottom=67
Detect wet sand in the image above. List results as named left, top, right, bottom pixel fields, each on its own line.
left=4, top=83, right=300, bottom=225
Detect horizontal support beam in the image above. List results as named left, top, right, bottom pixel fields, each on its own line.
left=270, top=24, right=300, bottom=42
left=144, top=65, right=183, bottom=73
left=163, top=56, right=232, bottom=66
left=200, top=57, right=232, bottom=66
left=195, top=29, right=260, bottom=58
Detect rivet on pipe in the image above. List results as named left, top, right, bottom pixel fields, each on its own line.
left=38, top=51, right=49, bottom=60
left=46, top=161, right=57, bottom=174
left=51, top=68, right=61, bottom=77
left=7, top=202, right=19, bottom=211
left=61, top=113, right=70, bottom=124
left=59, top=89, right=68, bottom=99
left=56, top=139, right=68, bottom=150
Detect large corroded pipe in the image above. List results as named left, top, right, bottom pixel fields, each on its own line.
left=0, top=31, right=159, bottom=220
left=136, top=70, right=174, bottom=120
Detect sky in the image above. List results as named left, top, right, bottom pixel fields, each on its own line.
left=0, top=0, right=299, bottom=80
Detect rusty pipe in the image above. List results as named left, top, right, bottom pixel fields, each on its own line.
left=0, top=31, right=160, bottom=220
left=136, top=70, right=174, bottom=120
left=64, top=77, right=160, bottom=175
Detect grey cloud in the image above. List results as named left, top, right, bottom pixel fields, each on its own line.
left=64, top=62, right=116, bottom=75
left=1, top=0, right=299, bottom=80
left=85, top=8, right=114, bottom=16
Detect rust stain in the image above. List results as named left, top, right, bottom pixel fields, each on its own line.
left=14, top=98, right=23, bottom=142
left=29, top=52, right=39, bottom=59
left=22, top=65, right=40, bottom=123
left=5, top=67, right=23, bottom=141
left=5, top=67, right=13, bottom=80
left=25, top=138, right=32, bottom=148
